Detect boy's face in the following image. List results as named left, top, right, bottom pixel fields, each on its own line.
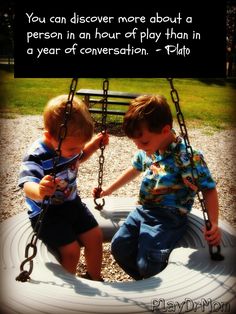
left=131, top=125, right=171, bottom=156
left=59, top=136, right=85, bottom=158
left=47, top=133, right=86, bottom=158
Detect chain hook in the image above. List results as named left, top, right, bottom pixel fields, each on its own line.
left=94, top=197, right=105, bottom=211
left=94, top=78, right=109, bottom=211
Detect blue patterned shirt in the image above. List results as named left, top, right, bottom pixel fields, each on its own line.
left=132, top=135, right=216, bottom=212
left=18, top=139, right=83, bottom=218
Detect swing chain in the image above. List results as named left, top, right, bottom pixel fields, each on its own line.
left=53, top=78, right=78, bottom=173
left=15, top=196, right=50, bottom=282
left=16, top=78, right=78, bottom=282
left=15, top=235, right=38, bottom=282
left=167, top=78, right=224, bottom=261
left=94, top=78, right=109, bottom=211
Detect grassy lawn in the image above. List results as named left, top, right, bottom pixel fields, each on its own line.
left=0, top=68, right=235, bottom=129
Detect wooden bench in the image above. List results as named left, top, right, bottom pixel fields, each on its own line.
left=76, top=89, right=141, bottom=116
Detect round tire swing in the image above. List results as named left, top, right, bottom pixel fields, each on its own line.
left=1, top=79, right=236, bottom=314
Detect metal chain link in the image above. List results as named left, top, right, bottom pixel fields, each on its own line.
left=16, top=78, right=79, bottom=282
left=167, top=78, right=223, bottom=261
left=94, top=79, right=109, bottom=211
left=52, top=77, right=78, bottom=173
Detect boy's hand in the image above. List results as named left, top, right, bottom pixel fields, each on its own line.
left=94, top=132, right=109, bottom=150
left=203, top=223, right=221, bottom=246
left=93, top=187, right=109, bottom=198
left=39, top=175, right=59, bottom=199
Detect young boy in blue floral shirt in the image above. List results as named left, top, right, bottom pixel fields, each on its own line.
left=94, top=95, right=221, bottom=280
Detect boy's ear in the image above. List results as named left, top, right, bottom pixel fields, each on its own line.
left=43, top=130, right=53, bottom=141
left=162, top=124, right=171, bottom=134
left=43, top=130, right=58, bottom=149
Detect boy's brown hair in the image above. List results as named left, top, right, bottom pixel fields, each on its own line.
left=123, top=95, right=173, bottom=138
left=43, top=95, right=94, bottom=142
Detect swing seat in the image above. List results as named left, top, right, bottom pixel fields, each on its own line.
left=1, top=197, right=236, bottom=314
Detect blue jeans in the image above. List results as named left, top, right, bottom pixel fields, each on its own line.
left=111, top=206, right=188, bottom=280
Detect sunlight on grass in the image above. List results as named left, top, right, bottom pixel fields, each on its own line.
left=0, top=70, right=235, bottom=129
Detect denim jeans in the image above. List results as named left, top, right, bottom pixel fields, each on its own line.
left=111, top=205, right=188, bottom=280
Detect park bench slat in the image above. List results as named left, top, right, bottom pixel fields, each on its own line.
left=76, top=89, right=140, bottom=99
left=89, top=98, right=131, bottom=106
left=76, top=89, right=142, bottom=116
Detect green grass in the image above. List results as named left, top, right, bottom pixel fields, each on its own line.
left=0, top=68, right=236, bottom=129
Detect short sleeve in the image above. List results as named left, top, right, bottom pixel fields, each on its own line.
left=132, top=151, right=147, bottom=172
left=181, top=150, right=216, bottom=190
left=18, top=154, right=44, bottom=188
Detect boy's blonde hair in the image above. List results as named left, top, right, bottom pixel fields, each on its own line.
left=123, top=95, right=173, bottom=138
left=43, top=95, right=94, bottom=142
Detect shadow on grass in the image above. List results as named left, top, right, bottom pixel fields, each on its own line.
left=197, top=78, right=236, bottom=88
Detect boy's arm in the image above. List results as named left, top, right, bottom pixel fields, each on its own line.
left=80, top=132, right=109, bottom=163
left=202, top=187, right=221, bottom=246
left=93, top=166, right=140, bottom=197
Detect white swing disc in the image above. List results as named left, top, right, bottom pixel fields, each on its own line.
left=0, top=197, right=236, bottom=314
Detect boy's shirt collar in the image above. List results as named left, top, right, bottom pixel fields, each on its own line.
left=151, top=129, right=181, bottom=161
left=40, top=138, right=55, bottom=154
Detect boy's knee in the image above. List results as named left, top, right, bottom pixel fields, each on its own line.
left=137, top=248, right=170, bottom=279
left=68, top=250, right=80, bottom=262
left=66, top=248, right=80, bottom=261
left=79, top=226, right=103, bottom=248
left=111, top=237, right=119, bottom=257
left=59, top=241, right=80, bottom=261
left=90, top=226, right=103, bottom=243
left=111, top=236, right=126, bottom=260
